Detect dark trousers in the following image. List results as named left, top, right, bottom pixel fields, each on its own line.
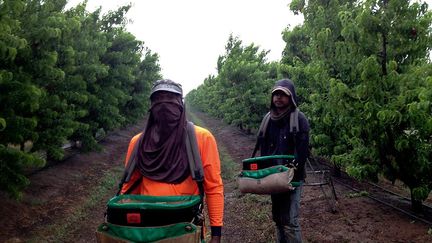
left=271, top=182, right=303, bottom=243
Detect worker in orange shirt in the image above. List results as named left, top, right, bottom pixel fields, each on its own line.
left=121, top=79, right=224, bottom=243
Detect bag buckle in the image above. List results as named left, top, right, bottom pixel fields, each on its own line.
left=286, top=159, right=298, bottom=169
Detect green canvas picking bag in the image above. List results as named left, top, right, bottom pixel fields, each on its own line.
left=96, top=222, right=201, bottom=243
left=238, top=155, right=301, bottom=194
left=96, top=194, right=203, bottom=243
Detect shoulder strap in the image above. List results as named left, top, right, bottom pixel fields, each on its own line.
left=185, top=121, right=204, bottom=199
left=258, top=112, right=271, bottom=138
left=289, top=108, right=300, bottom=167
left=117, top=122, right=205, bottom=198
left=251, top=109, right=300, bottom=158
left=116, top=133, right=144, bottom=195
left=290, top=108, right=299, bottom=134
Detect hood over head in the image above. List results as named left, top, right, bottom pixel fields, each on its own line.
left=271, top=79, right=298, bottom=109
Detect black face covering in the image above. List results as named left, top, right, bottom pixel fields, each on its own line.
left=136, top=96, right=189, bottom=184
left=149, top=101, right=183, bottom=143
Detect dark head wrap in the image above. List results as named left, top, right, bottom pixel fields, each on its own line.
left=136, top=79, right=189, bottom=184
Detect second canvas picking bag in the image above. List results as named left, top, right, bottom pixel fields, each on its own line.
left=238, top=155, right=300, bottom=194
left=238, top=109, right=302, bottom=194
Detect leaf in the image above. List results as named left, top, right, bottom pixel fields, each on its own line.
left=0, top=118, right=6, bottom=131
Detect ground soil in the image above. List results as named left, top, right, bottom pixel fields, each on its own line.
left=1, top=111, right=431, bottom=243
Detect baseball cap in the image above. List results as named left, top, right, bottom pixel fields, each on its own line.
left=150, top=79, right=183, bottom=97
left=271, top=86, right=292, bottom=97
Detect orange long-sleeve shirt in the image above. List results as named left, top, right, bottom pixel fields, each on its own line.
left=120, top=125, right=224, bottom=227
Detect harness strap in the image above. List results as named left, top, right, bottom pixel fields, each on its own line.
left=290, top=109, right=299, bottom=167
left=251, top=112, right=270, bottom=157
left=116, top=133, right=144, bottom=195
left=290, top=108, right=299, bottom=134
left=252, top=108, right=299, bottom=158
left=117, top=121, right=205, bottom=199
left=185, top=121, right=205, bottom=199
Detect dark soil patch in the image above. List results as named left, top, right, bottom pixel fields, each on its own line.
left=0, top=119, right=146, bottom=243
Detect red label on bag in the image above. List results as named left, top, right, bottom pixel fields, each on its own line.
left=127, top=213, right=141, bottom=224
left=250, top=163, right=258, bottom=170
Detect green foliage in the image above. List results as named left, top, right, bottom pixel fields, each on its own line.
left=0, top=118, right=5, bottom=131
left=0, top=145, right=45, bottom=199
left=186, top=35, right=278, bottom=133
left=0, top=0, right=161, bottom=199
left=280, top=0, right=432, bottom=208
left=347, top=191, right=369, bottom=198
left=411, top=185, right=430, bottom=201
left=290, top=0, right=306, bottom=15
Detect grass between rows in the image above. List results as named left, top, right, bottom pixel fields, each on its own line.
left=187, top=111, right=238, bottom=181
left=28, top=165, right=123, bottom=243
left=187, top=110, right=275, bottom=241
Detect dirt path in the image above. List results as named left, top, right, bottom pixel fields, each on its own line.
left=1, top=111, right=431, bottom=243
left=0, top=119, right=146, bottom=243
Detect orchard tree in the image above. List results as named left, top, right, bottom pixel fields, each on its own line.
left=216, top=35, right=273, bottom=131
left=347, top=0, right=432, bottom=211
left=123, top=49, right=162, bottom=123
left=0, top=0, right=45, bottom=199
left=187, top=35, right=277, bottom=132
left=14, top=0, right=81, bottom=160
left=65, top=5, right=110, bottom=150
left=283, top=0, right=362, bottom=171
left=0, top=1, right=162, bottom=199
left=285, top=0, right=432, bottom=210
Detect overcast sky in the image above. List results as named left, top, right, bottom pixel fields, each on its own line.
left=67, top=0, right=432, bottom=95
left=66, top=0, right=303, bottom=94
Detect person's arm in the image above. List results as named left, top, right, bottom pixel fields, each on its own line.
left=195, top=126, right=224, bottom=238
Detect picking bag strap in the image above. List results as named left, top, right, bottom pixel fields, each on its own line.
left=252, top=112, right=271, bottom=158
left=116, top=133, right=145, bottom=195
left=252, top=109, right=299, bottom=158
left=290, top=108, right=299, bottom=134
left=185, top=121, right=205, bottom=199
left=122, top=176, right=143, bottom=195
left=289, top=108, right=299, bottom=167
left=117, top=122, right=205, bottom=198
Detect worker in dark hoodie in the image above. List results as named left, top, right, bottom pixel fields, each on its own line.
left=259, top=79, right=310, bottom=243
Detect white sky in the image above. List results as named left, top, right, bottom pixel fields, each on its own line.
left=66, top=0, right=303, bottom=94
left=66, top=0, right=432, bottom=95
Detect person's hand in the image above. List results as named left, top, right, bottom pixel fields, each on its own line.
left=209, top=236, right=221, bottom=243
